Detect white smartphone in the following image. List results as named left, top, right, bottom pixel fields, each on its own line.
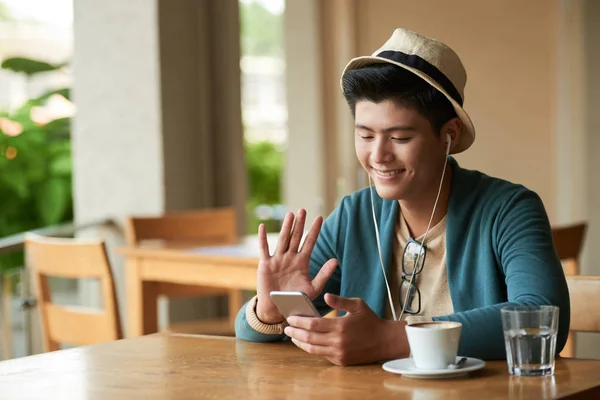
left=269, top=291, right=321, bottom=319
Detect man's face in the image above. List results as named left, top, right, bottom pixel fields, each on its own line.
left=354, top=99, right=449, bottom=201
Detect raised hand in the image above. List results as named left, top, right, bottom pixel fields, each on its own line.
left=255, top=209, right=338, bottom=324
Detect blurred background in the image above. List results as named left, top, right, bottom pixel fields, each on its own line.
left=0, top=0, right=598, bottom=360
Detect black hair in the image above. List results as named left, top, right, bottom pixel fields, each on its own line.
left=342, top=63, right=458, bottom=134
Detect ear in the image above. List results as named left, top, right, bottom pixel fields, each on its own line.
left=441, top=117, right=462, bottom=153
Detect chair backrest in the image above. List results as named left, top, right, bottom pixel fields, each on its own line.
left=566, top=275, right=600, bottom=334
left=25, top=234, right=122, bottom=352
left=552, top=223, right=587, bottom=275
left=124, top=207, right=238, bottom=246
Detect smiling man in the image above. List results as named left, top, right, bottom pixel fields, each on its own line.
left=235, top=28, right=570, bottom=366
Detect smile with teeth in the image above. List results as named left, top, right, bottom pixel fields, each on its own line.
left=373, top=168, right=405, bottom=177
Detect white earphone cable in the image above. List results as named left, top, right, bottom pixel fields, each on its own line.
left=369, top=174, right=398, bottom=322
left=370, top=137, right=451, bottom=322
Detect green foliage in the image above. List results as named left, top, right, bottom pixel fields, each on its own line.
left=0, top=58, right=73, bottom=273
left=0, top=0, right=11, bottom=21
left=1, top=57, right=67, bottom=76
left=244, top=140, right=283, bottom=233
left=239, top=1, right=283, bottom=57
left=37, top=88, right=71, bottom=103
left=245, top=140, right=282, bottom=204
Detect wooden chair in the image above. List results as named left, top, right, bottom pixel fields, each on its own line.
left=125, top=207, right=238, bottom=246
left=25, top=234, right=122, bottom=352
left=552, top=223, right=587, bottom=276
left=563, top=275, right=600, bottom=358
left=552, top=222, right=587, bottom=357
left=124, top=207, right=244, bottom=335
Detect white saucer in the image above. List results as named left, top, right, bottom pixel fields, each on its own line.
left=382, top=357, right=486, bottom=379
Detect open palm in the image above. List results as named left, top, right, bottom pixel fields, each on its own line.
left=255, top=209, right=338, bottom=324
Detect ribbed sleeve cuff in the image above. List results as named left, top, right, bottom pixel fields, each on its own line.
left=245, top=295, right=288, bottom=335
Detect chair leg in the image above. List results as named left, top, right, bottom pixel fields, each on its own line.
left=228, top=290, right=244, bottom=330
left=46, top=340, right=61, bottom=353
left=560, top=331, right=576, bottom=358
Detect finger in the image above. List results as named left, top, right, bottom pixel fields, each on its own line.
left=311, top=259, right=338, bottom=294
left=257, top=224, right=270, bottom=259
left=287, top=315, right=337, bottom=333
left=275, top=212, right=294, bottom=254
left=290, top=338, right=334, bottom=357
left=284, top=326, right=331, bottom=346
left=298, top=216, right=323, bottom=254
left=324, top=293, right=363, bottom=314
left=288, top=209, right=307, bottom=253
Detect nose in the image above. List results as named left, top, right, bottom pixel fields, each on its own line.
left=371, top=136, right=394, bottom=164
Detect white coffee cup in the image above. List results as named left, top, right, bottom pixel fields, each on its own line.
left=405, top=321, right=462, bottom=370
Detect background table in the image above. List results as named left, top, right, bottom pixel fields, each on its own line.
left=117, top=234, right=281, bottom=337
left=1, top=334, right=599, bottom=399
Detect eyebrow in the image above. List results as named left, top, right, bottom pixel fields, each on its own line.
left=355, top=124, right=416, bottom=133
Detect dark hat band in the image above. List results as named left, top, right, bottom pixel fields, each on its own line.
left=376, top=50, right=463, bottom=106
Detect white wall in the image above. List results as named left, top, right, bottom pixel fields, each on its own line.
left=575, top=0, right=600, bottom=357
left=582, top=0, right=600, bottom=276
left=71, top=0, right=164, bottom=321
left=356, top=0, right=559, bottom=218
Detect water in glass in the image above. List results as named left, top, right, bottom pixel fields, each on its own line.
left=504, top=327, right=557, bottom=376
left=501, top=305, right=559, bottom=377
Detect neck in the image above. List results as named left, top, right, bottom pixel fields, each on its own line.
left=398, top=164, right=453, bottom=240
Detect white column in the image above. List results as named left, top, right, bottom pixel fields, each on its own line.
left=284, top=0, right=327, bottom=219
left=71, top=0, right=164, bottom=320
left=321, top=0, right=362, bottom=208
left=555, top=0, right=587, bottom=226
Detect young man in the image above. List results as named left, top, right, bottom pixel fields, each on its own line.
left=235, top=28, right=570, bottom=366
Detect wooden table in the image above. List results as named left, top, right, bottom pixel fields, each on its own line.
left=0, top=334, right=599, bottom=399
left=117, top=235, right=279, bottom=338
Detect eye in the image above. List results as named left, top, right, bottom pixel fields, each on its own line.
left=358, top=133, right=374, bottom=140
left=392, top=137, right=411, bottom=143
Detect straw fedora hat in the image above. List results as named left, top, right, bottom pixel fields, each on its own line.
left=341, top=28, right=475, bottom=154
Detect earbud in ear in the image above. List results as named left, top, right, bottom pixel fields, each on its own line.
left=445, top=133, right=451, bottom=155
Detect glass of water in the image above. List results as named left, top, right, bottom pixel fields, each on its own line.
left=501, top=305, right=559, bottom=376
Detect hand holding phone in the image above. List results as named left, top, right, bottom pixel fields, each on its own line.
left=269, top=291, right=321, bottom=319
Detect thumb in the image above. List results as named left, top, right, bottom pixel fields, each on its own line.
left=311, top=258, right=338, bottom=294
left=324, top=293, right=363, bottom=314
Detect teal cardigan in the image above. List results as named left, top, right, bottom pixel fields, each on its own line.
left=235, top=157, right=571, bottom=360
